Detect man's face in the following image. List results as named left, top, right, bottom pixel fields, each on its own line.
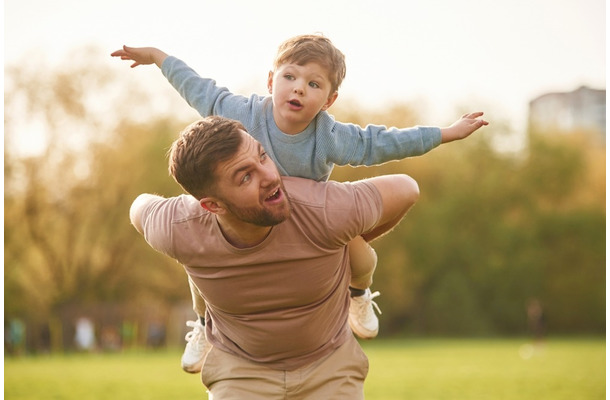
left=212, top=132, right=290, bottom=227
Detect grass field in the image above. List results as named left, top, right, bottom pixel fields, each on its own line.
left=4, top=338, right=605, bottom=399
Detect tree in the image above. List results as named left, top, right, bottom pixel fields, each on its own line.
left=4, top=47, right=193, bottom=350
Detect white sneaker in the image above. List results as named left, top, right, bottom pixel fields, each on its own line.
left=348, top=289, right=382, bottom=339
left=181, top=320, right=207, bottom=373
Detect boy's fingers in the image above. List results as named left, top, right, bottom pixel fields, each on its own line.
left=462, top=111, right=484, bottom=119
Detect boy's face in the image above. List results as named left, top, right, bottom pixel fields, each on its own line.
left=267, top=62, right=338, bottom=134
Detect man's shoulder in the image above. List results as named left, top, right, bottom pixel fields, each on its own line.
left=282, top=177, right=378, bottom=208
left=282, top=176, right=330, bottom=199
left=143, top=194, right=206, bottom=224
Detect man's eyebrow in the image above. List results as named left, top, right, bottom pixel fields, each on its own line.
left=229, top=143, right=264, bottom=181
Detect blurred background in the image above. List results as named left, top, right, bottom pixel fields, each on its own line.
left=4, top=0, right=605, bottom=355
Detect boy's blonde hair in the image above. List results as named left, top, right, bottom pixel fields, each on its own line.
left=273, top=34, right=346, bottom=94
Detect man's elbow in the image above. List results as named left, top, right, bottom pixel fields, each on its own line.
left=399, top=174, right=420, bottom=208
left=129, top=194, right=150, bottom=234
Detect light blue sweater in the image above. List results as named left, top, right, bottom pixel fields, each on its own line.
left=162, top=56, right=442, bottom=182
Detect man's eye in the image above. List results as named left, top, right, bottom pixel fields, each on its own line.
left=241, top=173, right=251, bottom=183
left=261, top=152, right=268, bottom=161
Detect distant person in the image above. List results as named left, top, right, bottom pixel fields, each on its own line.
left=112, top=33, right=488, bottom=372
left=74, top=317, right=96, bottom=351
left=6, top=319, right=26, bottom=355
left=527, top=298, right=546, bottom=343
left=130, top=115, right=422, bottom=398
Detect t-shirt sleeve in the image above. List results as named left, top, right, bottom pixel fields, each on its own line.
left=139, top=195, right=192, bottom=259
left=323, top=180, right=383, bottom=245
left=287, top=178, right=383, bottom=248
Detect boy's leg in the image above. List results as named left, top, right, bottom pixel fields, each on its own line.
left=348, top=235, right=377, bottom=290
left=347, top=236, right=382, bottom=339
left=182, top=276, right=208, bottom=373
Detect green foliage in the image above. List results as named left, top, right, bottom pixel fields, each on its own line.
left=4, top=52, right=193, bottom=344
left=331, top=117, right=605, bottom=336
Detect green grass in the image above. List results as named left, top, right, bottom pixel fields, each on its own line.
left=4, top=338, right=605, bottom=400
left=362, top=338, right=605, bottom=400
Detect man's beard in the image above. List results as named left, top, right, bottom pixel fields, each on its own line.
left=222, top=193, right=291, bottom=227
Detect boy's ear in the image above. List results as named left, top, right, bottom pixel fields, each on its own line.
left=321, top=91, right=339, bottom=111
left=267, top=71, right=274, bottom=94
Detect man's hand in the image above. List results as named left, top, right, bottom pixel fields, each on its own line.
left=440, top=112, right=489, bottom=143
left=110, top=46, right=168, bottom=69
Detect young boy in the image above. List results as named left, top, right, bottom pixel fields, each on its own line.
left=112, top=34, right=488, bottom=373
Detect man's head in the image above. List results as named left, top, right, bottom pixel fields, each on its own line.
left=169, top=116, right=245, bottom=199
left=169, top=116, right=290, bottom=229
left=272, top=34, right=346, bottom=94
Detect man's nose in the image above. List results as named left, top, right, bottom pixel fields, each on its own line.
left=260, top=163, right=279, bottom=187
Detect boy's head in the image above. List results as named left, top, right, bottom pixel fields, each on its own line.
left=168, top=116, right=245, bottom=199
left=272, top=34, right=346, bottom=94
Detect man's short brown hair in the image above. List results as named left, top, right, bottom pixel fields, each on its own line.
left=168, top=116, right=246, bottom=199
left=273, top=34, right=346, bottom=94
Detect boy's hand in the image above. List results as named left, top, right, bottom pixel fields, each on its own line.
left=440, top=112, right=489, bottom=143
left=110, top=46, right=168, bottom=69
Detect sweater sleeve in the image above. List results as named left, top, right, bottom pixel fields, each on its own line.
left=160, top=56, right=250, bottom=119
left=316, top=112, right=442, bottom=166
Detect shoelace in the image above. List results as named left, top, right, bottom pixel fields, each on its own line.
left=184, top=320, right=205, bottom=347
left=368, top=291, right=382, bottom=315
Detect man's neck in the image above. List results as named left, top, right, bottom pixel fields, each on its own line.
left=216, top=216, right=272, bottom=249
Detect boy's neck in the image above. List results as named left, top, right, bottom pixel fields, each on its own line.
left=272, top=109, right=312, bottom=135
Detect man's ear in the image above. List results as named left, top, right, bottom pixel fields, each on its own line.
left=200, top=197, right=224, bottom=214
left=321, top=91, right=339, bottom=111
left=267, top=71, right=274, bottom=94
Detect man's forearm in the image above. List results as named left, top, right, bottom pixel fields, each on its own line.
left=362, top=174, right=419, bottom=242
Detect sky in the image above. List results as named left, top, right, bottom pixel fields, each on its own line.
left=3, top=0, right=606, bottom=153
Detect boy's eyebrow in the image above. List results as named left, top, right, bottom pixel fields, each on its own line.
left=282, top=64, right=330, bottom=81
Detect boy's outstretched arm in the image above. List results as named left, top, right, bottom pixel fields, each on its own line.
left=440, top=112, right=489, bottom=143
left=110, top=46, right=168, bottom=69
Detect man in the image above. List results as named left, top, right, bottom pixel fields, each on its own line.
left=130, top=116, right=419, bottom=399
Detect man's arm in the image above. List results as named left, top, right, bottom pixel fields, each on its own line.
left=129, top=193, right=163, bottom=234
left=361, top=174, right=420, bottom=243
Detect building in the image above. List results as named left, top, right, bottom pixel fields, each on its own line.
left=528, top=86, right=606, bottom=142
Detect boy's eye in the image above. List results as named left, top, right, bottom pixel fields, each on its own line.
left=309, top=82, right=320, bottom=89
left=283, top=74, right=294, bottom=80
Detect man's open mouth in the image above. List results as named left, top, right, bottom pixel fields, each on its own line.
left=265, top=188, right=281, bottom=201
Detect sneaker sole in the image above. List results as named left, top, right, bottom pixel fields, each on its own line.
left=348, top=316, right=378, bottom=339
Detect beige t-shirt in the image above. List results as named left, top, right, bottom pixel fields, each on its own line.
left=141, top=176, right=382, bottom=370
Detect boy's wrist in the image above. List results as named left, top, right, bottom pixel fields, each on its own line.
left=440, top=126, right=455, bottom=143
left=153, top=49, right=169, bottom=68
